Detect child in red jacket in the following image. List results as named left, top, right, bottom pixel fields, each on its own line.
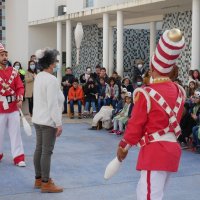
left=68, top=78, right=84, bottom=119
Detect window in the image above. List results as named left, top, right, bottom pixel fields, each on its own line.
left=85, top=0, right=94, bottom=8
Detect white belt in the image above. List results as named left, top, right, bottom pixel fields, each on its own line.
left=150, top=132, right=177, bottom=143
left=0, top=95, right=9, bottom=110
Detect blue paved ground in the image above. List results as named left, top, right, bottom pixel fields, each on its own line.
left=0, top=123, right=200, bottom=200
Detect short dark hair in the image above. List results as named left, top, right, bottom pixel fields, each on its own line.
left=30, top=55, right=36, bottom=59
left=66, top=67, right=72, bottom=71
left=99, top=77, right=105, bottom=82
left=100, top=67, right=106, bottom=71
left=86, top=66, right=91, bottom=70
left=95, top=64, right=101, bottom=69
left=108, top=77, right=116, bottom=84
left=37, top=48, right=59, bottom=70
left=72, top=78, right=79, bottom=83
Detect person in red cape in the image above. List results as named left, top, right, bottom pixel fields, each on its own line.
left=0, top=43, right=26, bottom=167
left=117, top=29, right=185, bottom=200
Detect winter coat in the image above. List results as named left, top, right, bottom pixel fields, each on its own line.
left=68, top=86, right=84, bottom=102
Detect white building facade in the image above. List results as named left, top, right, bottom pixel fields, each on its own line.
left=4, top=0, right=200, bottom=84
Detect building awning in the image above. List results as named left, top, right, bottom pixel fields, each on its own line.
left=29, top=0, right=192, bottom=27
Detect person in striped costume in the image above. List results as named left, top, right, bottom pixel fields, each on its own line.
left=0, top=43, right=25, bottom=167
left=117, top=29, right=185, bottom=200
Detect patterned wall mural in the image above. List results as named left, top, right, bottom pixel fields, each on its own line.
left=0, top=0, right=6, bottom=46
left=71, top=10, right=191, bottom=84
left=71, top=24, right=161, bottom=80
left=162, top=11, right=192, bottom=85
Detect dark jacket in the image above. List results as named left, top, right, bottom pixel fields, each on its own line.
left=97, top=83, right=107, bottom=98
left=84, top=82, right=98, bottom=101
left=122, top=84, right=134, bottom=93
left=61, top=74, right=75, bottom=95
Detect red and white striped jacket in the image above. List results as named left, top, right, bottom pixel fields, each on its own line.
left=0, top=67, right=24, bottom=113
left=119, top=80, right=185, bottom=172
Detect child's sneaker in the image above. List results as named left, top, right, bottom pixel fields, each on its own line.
left=116, top=130, right=123, bottom=136
left=109, top=129, right=116, bottom=134
left=82, top=111, right=88, bottom=118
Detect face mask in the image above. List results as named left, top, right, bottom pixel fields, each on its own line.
left=30, top=65, right=35, bottom=71
left=137, top=82, right=142, bottom=86
left=138, top=64, right=143, bottom=69
left=53, top=64, right=60, bottom=73
left=14, top=65, right=20, bottom=71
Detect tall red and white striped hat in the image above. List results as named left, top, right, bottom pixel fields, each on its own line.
left=0, top=43, right=7, bottom=53
left=151, top=29, right=185, bottom=74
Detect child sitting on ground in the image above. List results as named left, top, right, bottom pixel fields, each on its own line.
left=109, top=92, right=133, bottom=135
left=191, top=90, right=200, bottom=153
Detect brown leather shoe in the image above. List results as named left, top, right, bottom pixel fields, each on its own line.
left=41, top=179, right=63, bottom=193
left=34, top=178, right=42, bottom=189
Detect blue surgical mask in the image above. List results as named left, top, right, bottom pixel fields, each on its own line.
left=137, top=81, right=143, bottom=86
left=53, top=64, right=60, bottom=73
left=30, top=65, right=35, bottom=71
left=14, top=65, right=20, bottom=71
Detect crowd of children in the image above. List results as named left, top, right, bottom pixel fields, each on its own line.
left=61, top=64, right=200, bottom=153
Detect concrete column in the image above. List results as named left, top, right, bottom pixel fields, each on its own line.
left=150, top=21, right=156, bottom=60
left=103, top=13, right=109, bottom=74
left=116, top=11, right=124, bottom=77
left=66, top=20, right=72, bottom=68
left=57, top=21, right=62, bottom=83
left=191, top=0, right=200, bottom=70
left=109, top=26, right=114, bottom=76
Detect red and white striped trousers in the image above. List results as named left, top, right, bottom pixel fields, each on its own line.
left=136, top=170, right=171, bottom=200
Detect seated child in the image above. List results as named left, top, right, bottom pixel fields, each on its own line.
left=83, top=79, right=98, bottom=117
left=191, top=90, right=200, bottom=153
left=110, top=92, right=133, bottom=135
left=68, top=78, right=84, bottom=119
left=97, top=77, right=107, bottom=111
left=111, top=87, right=127, bottom=119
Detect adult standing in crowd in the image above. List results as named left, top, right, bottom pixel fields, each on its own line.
left=80, top=66, right=92, bottom=84
left=92, top=64, right=101, bottom=80
left=132, top=59, right=146, bottom=84
left=30, top=54, right=40, bottom=73
left=25, top=60, right=37, bottom=117
left=117, top=29, right=185, bottom=199
left=61, top=67, right=75, bottom=114
left=112, top=71, right=122, bottom=95
left=97, top=67, right=109, bottom=83
left=0, top=43, right=25, bottom=167
left=32, top=48, right=64, bottom=193
left=13, top=61, right=26, bottom=85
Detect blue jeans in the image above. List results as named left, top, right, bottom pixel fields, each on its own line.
left=192, top=126, right=200, bottom=147
left=85, top=101, right=96, bottom=112
left=70, top=100, right=82, bottom=113
left=98, top=98, right=106, bottom=111
left=106, top=98, right=117, bottom=109
left=63, top=91, right=68, bottom=113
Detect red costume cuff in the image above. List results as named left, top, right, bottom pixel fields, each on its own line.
left=119, top=138, right=132, bottom=152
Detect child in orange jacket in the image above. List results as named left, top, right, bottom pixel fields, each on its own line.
left=68, top=78, right=84, bottom=119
